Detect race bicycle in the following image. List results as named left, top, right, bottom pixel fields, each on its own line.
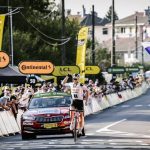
left=70, top=109, right=85, bottom=142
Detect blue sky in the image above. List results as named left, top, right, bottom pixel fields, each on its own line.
left=56, top=0, right=150, bottom=19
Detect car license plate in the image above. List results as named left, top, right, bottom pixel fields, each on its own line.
left=44, top=123, right=57, bottom=129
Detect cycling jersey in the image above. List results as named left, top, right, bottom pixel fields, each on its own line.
left=64, top=83, right=87, bottom=100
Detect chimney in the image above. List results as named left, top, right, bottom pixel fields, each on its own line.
left=82, top=5, right=86, bottom=17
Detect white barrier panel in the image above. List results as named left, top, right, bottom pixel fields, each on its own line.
left=0, top=128, right=3, bottom=136
left=0, top=111, right=8, bottom=136
left=6, top=111, right=20, bottom=133
left=99, top=95, right=110, bottom=109
left=91, top=97, right=102, bottom=113
left=0, top=111, right=15, bottom=134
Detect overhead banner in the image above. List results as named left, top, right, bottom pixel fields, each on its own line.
left=85, top=66, right=100, bottom=74
left=52, top=66, right=80, bottom=76
left=0, top=15, right=5, bottom=51
left=18, top=61, right=54, bottom=74
left=76, top=27, right=88, bottom=83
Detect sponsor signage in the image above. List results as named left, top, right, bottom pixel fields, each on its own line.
left=125, top=67, right=140, bottom=73
left=19, top=61, right=54, bottom=74
left=52, top=66, right=80, bottom=76
left=85, top=66, right=100, bottom=74
left=0, top=51, right=10, bottom=68
left=107, top=67, right=125, bottom=74
left=138, top=65, right=144, bottom=69
left=27, top=75, right=37, bottom=86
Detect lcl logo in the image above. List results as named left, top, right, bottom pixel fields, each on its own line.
left=86, top=67, right=92, bottom=71
left=59, top=67, right=71, bottom=72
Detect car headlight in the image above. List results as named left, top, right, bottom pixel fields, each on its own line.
left=22, top=115, right=35, bottom=120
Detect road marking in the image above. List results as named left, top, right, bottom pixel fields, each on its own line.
left=134, top=105, right=142, bottom=107
left=96, top=119, right=126, bottom=132
left=121, top=105, right=130, bottom=107
left=109, top=143, right=117, bottom=145
left=136, top=141, right=142, bottom=143
left=85, top=133, right=94, bottom=135
left=140, top=143, right=149, bottom=146
left=82, top=139, right=104, bottom=142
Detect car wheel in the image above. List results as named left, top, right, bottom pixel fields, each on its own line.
left=22, top=133, right=30, bottom=140
left=22, top=133, right=36, bottom=140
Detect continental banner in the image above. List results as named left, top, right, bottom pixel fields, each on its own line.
left=0, top=15, right=5, bottom=50
left=76, top=27, right=88, bottom=83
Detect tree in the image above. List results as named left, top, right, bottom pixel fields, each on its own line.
left=1, top=0, right=80, bottom=66
left=105, top=6, right=119, bottom=22
left=86, top=40, right=111, bottom=71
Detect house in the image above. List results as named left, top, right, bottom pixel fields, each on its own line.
left=101, top=10, right=150, bottom=65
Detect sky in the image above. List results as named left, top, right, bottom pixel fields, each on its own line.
left=56, top=0, right=150, bottom=19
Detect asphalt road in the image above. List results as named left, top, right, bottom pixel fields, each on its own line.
left=1, top=89, right=150, bottom=149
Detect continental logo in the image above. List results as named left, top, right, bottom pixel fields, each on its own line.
left=0, top=51, right=10, bottom=68
left=19, top=61, right=54, bottom=74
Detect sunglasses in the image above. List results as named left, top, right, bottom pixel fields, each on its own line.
left=73, top=78, right=77, bottom=80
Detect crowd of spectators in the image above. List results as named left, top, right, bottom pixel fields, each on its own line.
left=0, top=74, right=145, bottom=119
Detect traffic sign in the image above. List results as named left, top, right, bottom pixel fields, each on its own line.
left=0, top=51, right=10, bottom=68
left=125, top=67, right=140, bottom=73
left=107, top=67, right=125, bottom=74
left=85, top=66, right=100, bottom=74
left=19, top=61, right=54, bottom=74
left=52, top=66, right=80, bottom=76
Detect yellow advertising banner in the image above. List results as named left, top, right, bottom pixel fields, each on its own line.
left=85, top=66, right=101, bottom=74
left=52, top=66, right=80, bottom=76
left=0, top=15, right=5, bottom=50
left=76, top=27, right=88, bottom=83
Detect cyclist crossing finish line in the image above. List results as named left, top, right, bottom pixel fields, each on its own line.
left=62, top=74, right=89, bottom=135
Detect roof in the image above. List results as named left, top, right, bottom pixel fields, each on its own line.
left=80, top=14, right=109, bottom=26
left=102, top=37, right=142, bottom=52
left=115, top=12, right=148, bottom=25
left=0, top=66, right=26, bottom=84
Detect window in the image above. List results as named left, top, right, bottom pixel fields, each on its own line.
left=129, top=27, right=132, bottom=33
left=103, top=28, right=108, bottom=35
left=121, top=27, right=126, bottom=33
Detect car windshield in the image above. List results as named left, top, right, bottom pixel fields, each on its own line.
left=28, top=96, right=72, bottom=109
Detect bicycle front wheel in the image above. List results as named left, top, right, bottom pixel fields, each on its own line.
left=73, top=117, right=77, bottom=142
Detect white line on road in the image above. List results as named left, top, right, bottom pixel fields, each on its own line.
left=82, top=139, right=104, bottom=142
left=134, top=105, right=142, bottom=107
left=121, top=105, right=130, bottom=107
left=96, top=119, right=126, bottom=133
left=85, top=133, right=94, bottom=135
left=109, top=143, right=117, bottom=145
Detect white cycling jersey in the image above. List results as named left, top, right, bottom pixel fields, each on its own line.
left=64, top=82, right=87, bottom=100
